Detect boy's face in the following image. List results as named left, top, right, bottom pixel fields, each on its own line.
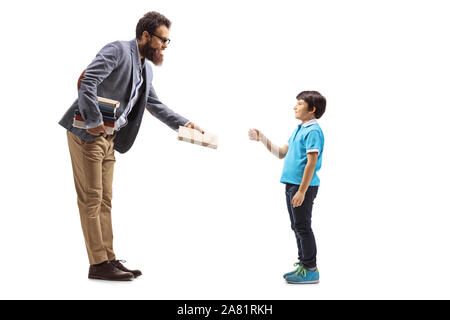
left=293, top=99, right=315, bottom=121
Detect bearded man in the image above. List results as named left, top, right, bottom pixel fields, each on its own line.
left=59, top=11, right=203, bottom=281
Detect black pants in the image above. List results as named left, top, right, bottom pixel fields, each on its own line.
left=285, top=183, right=319, bottom=269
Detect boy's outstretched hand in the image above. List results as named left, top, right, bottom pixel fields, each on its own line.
left=292, top=190, right=305, bottom=208
left=248, top=128, right=260, bottom=141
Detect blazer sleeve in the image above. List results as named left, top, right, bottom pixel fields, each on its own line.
left=78, top=42, right=122, bottom=128
left=146, top=84, right=190, bottom=131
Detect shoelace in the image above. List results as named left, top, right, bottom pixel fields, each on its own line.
left=295, top=266, right=307, bottom=277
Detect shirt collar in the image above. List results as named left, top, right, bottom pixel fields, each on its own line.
left=302, top=119, right=318, bottom=127
left=135, top=39, right=145, bottom=71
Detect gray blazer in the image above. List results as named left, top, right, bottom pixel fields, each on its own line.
left=59, top=39, right=189, bottom=153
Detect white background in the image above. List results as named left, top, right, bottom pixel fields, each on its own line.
left=0, top=0, right=449, bottom=299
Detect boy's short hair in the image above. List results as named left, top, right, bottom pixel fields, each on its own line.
left=136, top=11, right=171, bottom=40
left=296, top=91, right=326, bottom=119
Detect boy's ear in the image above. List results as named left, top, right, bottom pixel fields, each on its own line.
left=310, top=106, right=316, bottom=114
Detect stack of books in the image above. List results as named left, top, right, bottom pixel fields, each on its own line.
left=72, top=97, right=120, bottom=134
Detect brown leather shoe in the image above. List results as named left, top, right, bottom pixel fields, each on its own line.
left=110, top=260, right=142, bottom=278
left=88, top=261, right=134, bottom=281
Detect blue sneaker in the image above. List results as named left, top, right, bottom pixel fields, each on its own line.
left=283, top=262, right=302, bottom=279
left=285, top=266, right=319, bottom=284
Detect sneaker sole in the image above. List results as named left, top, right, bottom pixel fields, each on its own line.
left=286, top=280, right=320, bottom=284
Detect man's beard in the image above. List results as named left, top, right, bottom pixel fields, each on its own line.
left=141, top=41, right=164, bottom=66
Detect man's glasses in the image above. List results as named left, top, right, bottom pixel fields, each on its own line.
left=151, top=34, right=171, bottom=45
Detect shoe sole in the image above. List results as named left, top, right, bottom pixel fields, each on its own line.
left=286, top=280, right=320, bottom=284
left=88, top=275, right=133, bottom=281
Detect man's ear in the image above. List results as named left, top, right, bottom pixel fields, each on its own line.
left=142, top=31, right=150, bottom=40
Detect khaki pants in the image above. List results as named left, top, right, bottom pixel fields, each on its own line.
left=67, top=131, right=116, bottom=265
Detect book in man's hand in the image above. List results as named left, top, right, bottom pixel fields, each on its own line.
left=72, top=96, right=119, bottom=134
left=98, top=96, right=120, bottom=108
left=74, top=111, right=117, bottom=123
left=73, top=114, right=115, bottom=135
left=73, top=120, right=115, bottom=135
left=99, top=105, right=116, bottom=117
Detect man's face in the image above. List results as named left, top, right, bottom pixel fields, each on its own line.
left=293, top=99, right=314, bottom=121
left=140, top=25, right=170, bottom=65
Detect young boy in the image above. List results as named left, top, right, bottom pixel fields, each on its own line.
left=248, top=91, right=326, bottom=284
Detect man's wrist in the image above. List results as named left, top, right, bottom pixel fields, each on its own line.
left=85, top=120, right=104, bottom=129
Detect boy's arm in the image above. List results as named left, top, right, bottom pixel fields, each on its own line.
left=248, top=128, right=288, bottom=159
left=292, top=152, right=318, bottom=208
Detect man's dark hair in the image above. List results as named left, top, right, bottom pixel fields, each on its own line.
left=296, top=91, right=326, bottom=119
left=136, top=11, right=171, bottom=40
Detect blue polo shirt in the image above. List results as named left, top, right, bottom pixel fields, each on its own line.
left=280, top=119, right=324, bottom=186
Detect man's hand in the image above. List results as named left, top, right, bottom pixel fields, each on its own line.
left=186, top=122, right=205, bottom=134
left=248, top=128, right=260, bottom=141
left=292, top=190, right=305, bottom=208
left=86, top=124, right=107, bottom=136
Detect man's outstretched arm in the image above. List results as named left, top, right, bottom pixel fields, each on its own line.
left=146, top=84, right=203, bottom=133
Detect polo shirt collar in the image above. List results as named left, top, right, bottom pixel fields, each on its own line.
left=302, top=119, right=318, bottom=127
